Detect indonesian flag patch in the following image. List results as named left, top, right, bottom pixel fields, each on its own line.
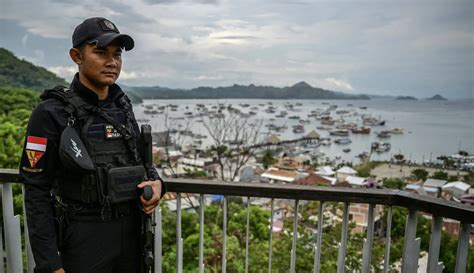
left=25, top=136, right=47, bottom=168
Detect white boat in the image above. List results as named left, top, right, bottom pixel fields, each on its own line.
left=317, top=126, right=333, bottom=130
left=320, top=138, right=331, bottom=146
left=335, top=138, right=352, bottom=144
left=374, top=142, right=391, bottom=153
left=376, top=131, right=391, bottom=138
left=390, top=128, right=404, bottom=134
left=330, top=129, right=349, bottom=136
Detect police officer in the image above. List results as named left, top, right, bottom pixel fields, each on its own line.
left=19, top=17, right=166, bottom=273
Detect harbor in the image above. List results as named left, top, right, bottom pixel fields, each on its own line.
left=134, top=98, right=474, bottom=165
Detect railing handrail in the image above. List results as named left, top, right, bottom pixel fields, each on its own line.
left=1, top=168, right=473, bottom=222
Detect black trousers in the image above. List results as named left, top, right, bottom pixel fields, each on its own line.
left=60, top=213, right=142, bottom=273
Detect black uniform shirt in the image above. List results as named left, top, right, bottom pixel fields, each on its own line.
left=19, top=74, right=165, bottom=272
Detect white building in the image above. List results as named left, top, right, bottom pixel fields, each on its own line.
left=336, top=166, right=357, bottom=182
left=261, top=168, right=307, bottom=184
left=316, top=166, right=336, bottom=176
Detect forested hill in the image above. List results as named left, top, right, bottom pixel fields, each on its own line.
left=0, top=47, right=143, bottom=103
left=130, top=81, right=370, bottom=100
left=0, top=48, right=68, bottom=91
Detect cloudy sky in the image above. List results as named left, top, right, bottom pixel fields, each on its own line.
left=0, top=0, right=472, bottom=98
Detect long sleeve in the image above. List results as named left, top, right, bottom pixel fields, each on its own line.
left=19, top=101, right=63, bottom=272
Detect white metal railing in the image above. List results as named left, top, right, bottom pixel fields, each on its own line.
left=0, top=170, right=473, bottom=273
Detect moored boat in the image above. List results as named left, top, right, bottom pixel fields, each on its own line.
left=351, top=127, right=371, bottom=134
left=390, top=128, right=404, bottom=134
left=330, top=129, right=349, bottom=136
left=376, top=131, right=391, bottom=138
left=376, top=142, right=391, bottom=153
left=335, top=138, right=352, bottom=144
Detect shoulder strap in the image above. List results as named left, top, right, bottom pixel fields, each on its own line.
left=40, top=85, right=69, bottom=103
left=116, top=94, right=132, bottom=111
left=41, top=85, right=92, bottom=122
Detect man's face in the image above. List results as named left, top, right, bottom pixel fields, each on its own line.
left=78, top=40, right=123, bottom=87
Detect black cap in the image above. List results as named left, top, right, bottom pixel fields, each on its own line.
left=72, top=17, right=134, bottom=51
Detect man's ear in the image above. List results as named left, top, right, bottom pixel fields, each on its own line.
left=69, top=48, right=82, bottom=65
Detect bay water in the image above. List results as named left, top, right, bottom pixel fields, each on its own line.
left=134, top=98, right=474, bottom=164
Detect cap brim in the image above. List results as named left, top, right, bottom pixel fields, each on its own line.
left=89, top=33, right=134, bottom=51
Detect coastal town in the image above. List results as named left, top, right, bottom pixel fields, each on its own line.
left=137, top=100, right=474, bottom=269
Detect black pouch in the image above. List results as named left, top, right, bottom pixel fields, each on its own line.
left=59, top=126, right=95, bottom=173
left=107, top=165, right=146, bottom=203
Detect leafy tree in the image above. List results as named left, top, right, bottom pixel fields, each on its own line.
left=431, top=171, right=449, bottom=181
left=354, top=161, right=383, bottom=177
left=411, top=168, right=429, bottom=181
left=463, top=171, right=474, bottom=183
left=447, top=175, right=459, bottom=182
left=261, top=150, right=277, bottom=169
left=0, top=86, right=39, bottom=168
left=183, top=167, right=208, bottom=178
left=0, top=120, right=24, bottom=168
left=383, top=178, right=405, bottom=190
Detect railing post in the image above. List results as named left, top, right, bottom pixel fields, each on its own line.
left=199, top=194, right=205, bottom=273
left=361, top=204, right=375, bottom=273
left=0, top=225, right=4, bottom=273
left=427, top=216, right=444, bottom=273
left=383, top=206, right=392, bottom=273
left=22, top=185, right=35, bottom=273
left=454, top=222, right=471, bottom=273
left=313, top=201, right=324, bottom=273
left=176, top=193, right=182, bottom=273
left=268, top=198, right=274, bottom=273
left=401, top=209, right=420, bottom=273
left=337, top=202, right=350, bottom=273
left=154, top=207, right=162, bottom=273
left=222, top=196, right=227, bottom=273
left=244, top=197, right=250, bottom=273
left=1, top=183, right=24, bottom=273
left=290, top=199, right=299, bottom=273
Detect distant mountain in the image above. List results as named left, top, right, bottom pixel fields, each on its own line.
left=427, top=94, right=447, bottom=101
left=0, top=48, right=68, bottom=92
left=130, top=81, right=370, bottom=100
left=365, top=94, right=396, bottom=99
left=126, top=91, right=143, bottom=104
left=396, top=96, right=417, bottom=100
left=0, top=47, right=142, bottom=104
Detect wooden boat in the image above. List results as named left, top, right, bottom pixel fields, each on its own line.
left=351, top=127, right=371, bottom=134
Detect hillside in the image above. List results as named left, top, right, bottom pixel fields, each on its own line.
left=130, top=81, right=370, bottom=100
left=396, top=96, right=417, bottom=100
left=0, top=48, right=142, bottom=103
left=0, top=48, right=68, bottom=91
left=427, top=94, right=447, bottom=101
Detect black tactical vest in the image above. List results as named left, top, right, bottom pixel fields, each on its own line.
left=42, top=86, right=144, bottom=206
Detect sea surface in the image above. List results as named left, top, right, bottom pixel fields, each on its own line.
left=133, top=99, right=474, bottom=164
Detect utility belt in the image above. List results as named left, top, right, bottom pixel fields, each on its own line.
left=53, top=197, right=139, bottom=250
left=62, top=199, right=139, bottom=222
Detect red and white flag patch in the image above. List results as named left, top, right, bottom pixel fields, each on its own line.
left=26, top=136, right=47, bottom=168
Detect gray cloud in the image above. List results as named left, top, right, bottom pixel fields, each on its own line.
left=143, top=0, right=219, bottom=5
left=0, top=0, right=472, bottom=98
left=214, top=36, right=257, bottom=40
